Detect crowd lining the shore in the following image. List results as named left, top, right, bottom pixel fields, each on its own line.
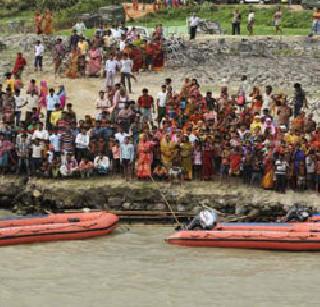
left=1, top=66, right=320, bottom=194
left=1, top=19, right=320, bottom=193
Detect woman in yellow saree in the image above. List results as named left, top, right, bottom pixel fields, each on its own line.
left=180, top=136, right=193, bottom=180
left=160, top=134, right=176, bottom=169
left=66, top=48, right=79, bottom=79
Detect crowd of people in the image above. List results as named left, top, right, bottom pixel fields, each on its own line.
left=1, top=68, right=320, bottom=194
left=52, top=24, right=165, bottom=80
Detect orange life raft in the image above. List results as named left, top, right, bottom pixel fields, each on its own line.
left=166, top=222, right=320, bottom=251
left=0, top=212, right=118, bottom=246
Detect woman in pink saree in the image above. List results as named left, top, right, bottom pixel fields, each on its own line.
left=136, top=134, right=153, bottom=179
left=39, top=80, right=48, bottom=111
left=88, top=47, right=102, bottom=77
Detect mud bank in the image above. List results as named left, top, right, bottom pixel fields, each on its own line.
left=0, top=176, right=319, bottom=222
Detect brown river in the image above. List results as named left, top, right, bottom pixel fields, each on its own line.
left=1, top=225, right=320, bottom=307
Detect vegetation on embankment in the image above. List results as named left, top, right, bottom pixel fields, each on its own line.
left=0, top=0, right=116, bottom=27
left=131, top=4, right=313, bottom=35
left=0, top=2, right=314, bottom=35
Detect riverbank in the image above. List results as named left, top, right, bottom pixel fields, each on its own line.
left=0, top=176, right=319, bottom=222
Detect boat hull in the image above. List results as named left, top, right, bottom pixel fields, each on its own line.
left=166, top=230, right=320, bottom=251
left=0, top=212, right=118, bottom=246
left=216, top=222, right=320, bottom=232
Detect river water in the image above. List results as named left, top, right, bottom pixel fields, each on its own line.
left=1, top=226, right=320, bottom=307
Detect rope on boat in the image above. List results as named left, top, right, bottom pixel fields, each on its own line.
left=149, top=174, right=182, bottom=227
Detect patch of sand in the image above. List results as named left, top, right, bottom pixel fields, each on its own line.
left=22, top=67, right=178, bottom=119
left=123, top=3, right=155, bottom=21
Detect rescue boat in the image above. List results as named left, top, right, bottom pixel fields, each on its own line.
left=0, top=211, right=118, bottom=246
left=166, top=222, right=320, bottom=251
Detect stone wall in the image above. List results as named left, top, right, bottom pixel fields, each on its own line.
left=1, top=34, right=320, bottom=97
left=0, top=34, right=67, bottom=77
left=1, top=176, right=319, bottom=222
left=166, top=36, right=320, bottom=97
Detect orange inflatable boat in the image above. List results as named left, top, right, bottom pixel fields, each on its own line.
left=0, top=212, right=118, bottom=246
left=215, top=222, right=320, bottom=232
left=166, top=222, right=320, bottom=251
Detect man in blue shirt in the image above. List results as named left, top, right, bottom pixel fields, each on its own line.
left=49, top=132, right=61, bottom=158
left=120, top=136, right=134, bottom=181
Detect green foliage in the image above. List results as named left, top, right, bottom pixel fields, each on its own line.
left=0, top=0, right=36, bottom=11
left=55, top=0, right=114, bottom=28
left=35, top=0, right=80, bottom=11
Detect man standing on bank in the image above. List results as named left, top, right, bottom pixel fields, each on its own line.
left=189, top=13, right=199, bottom=40
left=232, top=9, right=241, bottom=35
left=247, top=10, right=255, bottom=36
left=34, top=40, right=44, bottom=72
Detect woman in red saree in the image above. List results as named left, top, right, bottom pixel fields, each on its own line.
left=12, top=53, right=27, bottom=79
left=152, top=41, right=164, bottom=71
left=131, top=46, right=144, bottom=72
left=137, top=134, right=153, bottom=179
left=202, top=139, right=214, bottom=180
left=34, top=11, right=43, bottom=34
left=39, top=80, right=48, bottom=111
left=88, top=47, right=102, bottom=77
left=229, top=148, right=241, bottom=176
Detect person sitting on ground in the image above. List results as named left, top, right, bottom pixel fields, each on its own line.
left=94, top=152, right=111, bottom=175
left=60, top=153, right=78, bottom=177
left=153, top=164, right=168, bottom=181
left=79, top=157, right=94, bottom=178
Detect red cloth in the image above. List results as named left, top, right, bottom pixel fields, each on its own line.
left=152, top=42, right=164, bottom=69
left=131, top=48, right=143, bottom=72
left=202, top=147, right=214, bottom=178
left=145, top=44, right=153, bottom=56
left=12, top=56, right=26, bottom=75
left=136, top=141, right=153, bottom=178
left=230, top=153, right=241, bottom=173
left=138, top=95, right=154, bottom=108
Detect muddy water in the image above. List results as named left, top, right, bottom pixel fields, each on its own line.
left=0, top=226, right=320, bottom=307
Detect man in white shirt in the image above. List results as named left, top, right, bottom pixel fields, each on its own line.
left=32, top=122, right=49, bottom=141
left=115, top=127, right=129, bottom=144
left=31, top=138, right=43, bottom=175
left=189, top=13, right=199, bottom=40
left=262, top=85, right=273, bottom=113
left=187, top=205, right=218, bottom=230
left=75, top=128, right=89, bottom=162
left=247, top=10, right=255, bottom=35
left=105, top=55, right=118, bottom=87
left=14, top=89, right=26, bottom=126
left=34, top=40, right=44, bottom=72
left=73, top=22, right=86, bottom=36
left=119, top=36, right=126, bottom=52
left=156, top=84, right=167, bottom=125
left=120, top=54, right=133, bottom=94
left=111, top=27, right=121, bottom=39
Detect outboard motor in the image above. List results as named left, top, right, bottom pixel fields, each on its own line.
left=285, top=204, right=310, bottom=222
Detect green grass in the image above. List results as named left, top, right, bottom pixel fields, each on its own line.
left=129, top=4, right=313, bottom=35
left=0, top=9, right=33, bottom=24
left=0, top=3, right=314, bottom=36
